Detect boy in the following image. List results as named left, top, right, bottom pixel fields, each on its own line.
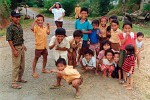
left=6, top=10, right=27, bottom=89
left=89, top=19, right=101, bottom=56
left=74, top=7, right=93, bottom=62
left=50, top=58, right=83, bottom=99
left=31, top=14, right=50, bottom=78
left=49, top=28, right=70, bottom=62
left=67, top=30, right=83, bottom=67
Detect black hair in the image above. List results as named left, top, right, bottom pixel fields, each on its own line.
left=106, top=26, right=111, bottom=32
left=80, top=7, right=88, bottom=14
left=105, top=49, right=114, bottom=56
left=92, top=19, right=99, bottom=26
left=122, top=20, right=132, bottom=28
left=114, top=52, right=120, bottom=56
left=137, top=32, right=144, bottom=37
left=84, top=49, right=94, bottom=56
left=55, top=58, right=66, bottom=66
left=101, top=40, right=112, bottom=50
left=73, top=30, right=83, bottom=38
left=54, top=2, right=62, bottom=8
left=111, top=19, right=119, bottom=25
left=55, top=28, right=66, bottom=36
left=125, top=44, right=135, bottom=56
left=36, top=14, right=44, bottom=21
left=109, top=15, right=117, bottom=20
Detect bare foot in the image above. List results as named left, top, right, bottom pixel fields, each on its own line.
left=95, top=72, right=99, bottom=76
left=103, top=75, right=106, bottom=78
left=75, top=92, right=80, bottom=99
left=123, top=84, right=128, bottom=87
left=32, top=73, right=39, bottom=78
left=126, top=86, right=133, bottom=90
left=42, top=69, right=49, bottom=73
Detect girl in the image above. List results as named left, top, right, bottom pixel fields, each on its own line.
left=118, top=21, right=136, bottom=82
left=109, top=19, right=122, bottom=51
left=136, top=32, right=144, bottom=69
left=49, top=2, right=65, bottom=28
left=122, top=44, right=135, bottom=90
left=96, top=40, right=112, bottom=75
left=101, top=49, right=114, bottom=77
left=99, top=16, right=108, bottom=43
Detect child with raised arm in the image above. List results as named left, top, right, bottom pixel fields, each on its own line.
left=122, top=44, right=135, bottom=90
left=31, top=14, right=50, bottom=78
left=50, top=58, right=83, bottom=99
left=49, top=28, right=70, bottom=62
left=136, top=32, right=144, bottom=69
left=67, top=30, right=83, bottom=67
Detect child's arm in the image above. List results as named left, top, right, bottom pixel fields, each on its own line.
left=49, top=38, right=57, bottom=50
left=120, top=33, right=129, bottom=45
left=49, top=4, right=55, bottom=11
left=129, top=66, right=134, bottom=74
left=82, top=30, right=92, bottom=34
left=138, top=43, right=144, bottom=53
left=31, top=18, right=37, bottom=32
left=50, top=69, right=66, bottom=75
left=46, top=23, right=50, bottom=35
left=58, top=13, right=65, bottom=20
left=55, top=46, right=68, bottom=51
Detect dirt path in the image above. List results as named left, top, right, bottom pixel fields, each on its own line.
left=0, top=8, right=150, bottom=100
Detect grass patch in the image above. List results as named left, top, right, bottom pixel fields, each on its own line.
left=0, top=29, right=6, bottom=37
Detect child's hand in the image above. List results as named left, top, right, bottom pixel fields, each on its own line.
left=50, top=69, right=58, bottom=73
left=129, top=70, right=132, bottom=74
left=34, top=18, right=38, bottom=22
left=23, top=46, right=27, bottom=51
left=55, top=45, right=60, bottom=50
left=13, top=50, right=19, bottom=57
left=47, top=23, right=50, bottom=28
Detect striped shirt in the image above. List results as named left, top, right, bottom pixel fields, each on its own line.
left=122, top=55, right=135, bottom=73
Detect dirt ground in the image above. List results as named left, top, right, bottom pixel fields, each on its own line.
left=0, top=8, right=150, bottom=100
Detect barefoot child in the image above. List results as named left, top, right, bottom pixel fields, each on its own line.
left=81, top=49, right=97, bottom=74
left=49, top=28, right=70, bottom=62
left=67, top=30, right=83, bottom=67
left=31, top=14, right=50, bottom=78
left=50, top=58, right=83, bottom=98
left=136, top=32, right=144, bottom=69
left=6, top=10, right=27, bottom=89
left=101, top=49, right=114, bottom=77
left=122, top=44, right=135, bottom=90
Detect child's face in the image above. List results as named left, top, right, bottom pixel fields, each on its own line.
left=103, top=44, right=110, bottom=50
left=36, top=17, right=44, bottom=26
left=114, top=54, right=119, bottom=63
left=100, top=18, right=107, bottom=27
left=106, top=52, right=113, bottom=61
left=92, top=23, right=99, bottom=29
left=80, top=11, right=88, bottom=19
left=57, top=63, right=65, bottom=71
left=85, top=54, right=92, bottom=62
left=137, top=36, right=144, bottom=42
left=109, top=18, right=113, bottom=24
left=123, top=25, right=132, bottom=34
left=55, top=4, right=60, bottom=8
left=56, top=35, right=65, bottom=43
left=111, top=22, right=118, bottom=31
left=11, top=16, right=21, bottom=24
left=74, top=37, right=82, bottom=43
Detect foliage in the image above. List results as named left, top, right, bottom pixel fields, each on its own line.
left=143, top=3, right=150, bottom=11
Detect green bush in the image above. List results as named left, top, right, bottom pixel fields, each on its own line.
left=143, top=3, right=150, bottom=11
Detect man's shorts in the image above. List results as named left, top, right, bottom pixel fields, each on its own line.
left=35, top=49, right=48, bottom=58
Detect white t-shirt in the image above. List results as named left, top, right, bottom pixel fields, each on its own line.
left=52, top=8, right=65, bottom=21
left=82, top=57, right=96, bottom=68
left=49, top=36, right=70, bottom=61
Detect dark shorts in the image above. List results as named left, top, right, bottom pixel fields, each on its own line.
left=55, top=21, right=63, bottom=28
left=80, top=40, right=89, bottom=55
left=35, top=49, right=48, bottom=58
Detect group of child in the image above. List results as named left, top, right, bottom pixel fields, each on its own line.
left=6, top=7, right=144, bottom=98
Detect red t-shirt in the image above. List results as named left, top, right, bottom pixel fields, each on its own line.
left=119, top=32, right=137, bottom=50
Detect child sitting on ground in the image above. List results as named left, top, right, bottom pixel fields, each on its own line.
left=67, top=30, right=83, bottom=67
left=136, top=32, right=144, bottom=69
left=89, top=19, right=101, bottom=56
left=81, top=49, right=97, bottom=74
left=101, top=49, right=114, bottom=77
left=50, top=58, right=83, bottom=99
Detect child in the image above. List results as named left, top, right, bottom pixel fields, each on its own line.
left=67, top=30, right=83, bottom=67
left=81, top=49, right=97, bottom=74
left=99, top=16, right=108, bottom=42
left=50, top=58, right=83, bottom=99
left=122, top=44, right=135, bottom=90
left=109, top=19, right=122, bottom=51
left=31, top=14, right=50, bottom=78
left=106, top=26, right=111, bottom=40
left=49, top=28, right=70, bottom=62
left=101, top=49, right=114, bottom=77
left=6, top=10, right=27, bottom=89
left=74, top=7, right=93, bottom=61
left=118, top=21, right=136, bottom=82
left=49, top=2, right=65, bottom=28
left=96, top=40, right=112, bottom=74
left=136, top=32, right=144, bottom=69
left=75, top=4, right=81, bottom=19
left=89, top=19, right=101, bottom=56
left=111, top=52, right=123, bottom=83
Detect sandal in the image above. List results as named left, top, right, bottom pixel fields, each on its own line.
left=75, top=94, right=81, bottom=99
left=50, top=85, right=61, bottom=89
left=11, top=83, right=22, bottom=89
left=32, top=73, right=39, bottom=78
left=17, top=80, right=27, bottom=83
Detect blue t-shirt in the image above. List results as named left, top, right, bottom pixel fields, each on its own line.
left=89, top=28, right=101, bottom=44
left=74, top=19, right=93, bottom=41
